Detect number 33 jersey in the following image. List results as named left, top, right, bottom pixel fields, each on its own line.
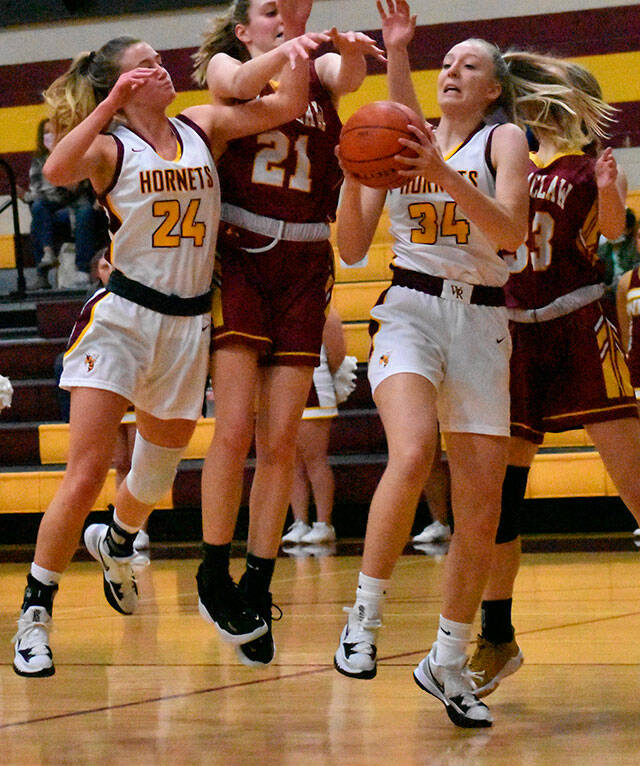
left=504, top=152, right=603, bottom=310
left=99, top=115, right=219, bottom=298
left=386, top=123, right=507, bottom=287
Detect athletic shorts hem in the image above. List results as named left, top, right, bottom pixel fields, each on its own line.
left=510, top=422, right=545, bottom=444
left=59, top=377, right=133, bottom=402
left=302, top=406, right=338, bottom=420
left=212, top=330, right=271, bottom=353
left=512, top=404, right=638, bottom=441
left=440, top=422, right=510, bottom=438
left=59, top=378, right=201, bottom=421
left=368, top=367, right=438, bottom=397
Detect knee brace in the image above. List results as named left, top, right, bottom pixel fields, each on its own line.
left=495, top=465, right=530, bottom=544
left=125, top=433, right=185, bottom=506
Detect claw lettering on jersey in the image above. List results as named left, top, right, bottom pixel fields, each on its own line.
left=295, top=100, right=326, bottom=131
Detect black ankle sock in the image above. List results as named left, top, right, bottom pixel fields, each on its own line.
left=105, top=520, right=137, bottom=557
left=242, top=553, right=275, bottom=598
left=22, top=573, right=58, bottom=614
left=481, top=598, right=515, bottom=645
left=201, top=542, right=231, bottom=580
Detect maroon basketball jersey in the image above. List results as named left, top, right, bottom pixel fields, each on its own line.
left=627, top=266, right=640, bottom=387
left=504, top=152, right=604, bottom=309
left=217, top=61, right=343, bottom=224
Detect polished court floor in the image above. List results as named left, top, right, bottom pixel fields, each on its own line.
left=1, top=542, right=640, bottom=765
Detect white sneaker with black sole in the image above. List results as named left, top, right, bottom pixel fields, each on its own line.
left=84, top=524, right=139, bottom=615
left=13, top=605, right=55, bottom=677
left=333, top=605, right=381, bottom=679
left=413, top=648, right=492, bottom=728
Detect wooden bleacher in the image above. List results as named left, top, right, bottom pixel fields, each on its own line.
left=0, top=209, right=630, bottom=527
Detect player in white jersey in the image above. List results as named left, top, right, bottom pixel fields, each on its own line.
left=12, top=27, right=327, bottom=678
left=333, top=1, right=530, bottom=729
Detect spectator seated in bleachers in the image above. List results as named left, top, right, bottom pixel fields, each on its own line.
left=19, top=118, right=106, bottom=290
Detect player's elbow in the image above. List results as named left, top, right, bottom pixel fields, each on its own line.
left=501, top=228, right=527, bottom=254
left=337, top=239, right=368, bottom=265
left=42, top=156, right=70, bottom=187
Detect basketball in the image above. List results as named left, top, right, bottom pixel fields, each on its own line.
left=338, top=101, right=423, bottom=189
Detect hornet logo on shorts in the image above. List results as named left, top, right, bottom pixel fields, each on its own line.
left=379, top=353, right=390, bottom=367
left=84, top=353, right=99, bottom=372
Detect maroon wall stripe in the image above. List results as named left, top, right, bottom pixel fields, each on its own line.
left=1, top=5, right=637, bottom=108
left=366, top=4, right=640, bottom=74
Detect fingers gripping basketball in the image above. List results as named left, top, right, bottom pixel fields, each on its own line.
left=338, top=101, right=422, bottom=189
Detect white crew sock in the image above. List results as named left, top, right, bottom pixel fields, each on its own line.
left=354, top=572, right=390, bottom=621
left=433, top=615, right=472, bottom=666
left=31, top=562, right=62, bottom=587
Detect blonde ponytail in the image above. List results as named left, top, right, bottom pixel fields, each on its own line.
left=44, top=36, right=140, bottom=138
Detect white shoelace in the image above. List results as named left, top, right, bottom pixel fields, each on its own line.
left=343, top=605, right=382, bottom=650
left=13, top=618, right=51, bottom=654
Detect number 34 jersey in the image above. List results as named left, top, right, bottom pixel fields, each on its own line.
left=216, top=61, right=343, bottom=225
left=99, top=115, right=219, bottom=299
left=386, top=123, right=507, bottom=287
left=504, top=151, right=604, bottom=310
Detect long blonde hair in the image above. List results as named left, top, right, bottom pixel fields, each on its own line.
left=192, top=0, right=251, bottom=87
left=44, top=36, right=140, bottom=138
left=504, top=51, right=616, bottom=150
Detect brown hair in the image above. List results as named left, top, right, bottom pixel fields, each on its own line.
left=460, top=39, right=517, bottom=123
left=33, top=118, right=52, bottom=158
left=192, top=0, right=252, bottom=87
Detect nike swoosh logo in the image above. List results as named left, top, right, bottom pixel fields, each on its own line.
left=496, top=337, right=506, bottom=344
left=131, top=147, right=146, bottom=152
left=440, top=628, right=451, bottom=635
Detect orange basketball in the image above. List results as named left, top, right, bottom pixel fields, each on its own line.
left=338, top=101, right=422, bottom=189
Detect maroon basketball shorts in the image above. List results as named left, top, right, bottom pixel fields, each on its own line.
left=212, top=228, right=334, bottom=367
left=510, top=300, right=638, bottom=443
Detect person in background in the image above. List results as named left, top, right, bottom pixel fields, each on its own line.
left=281, top=305, right=357, bottom=546
left=616, top=265, right=640, bottom=539
left=412, top=438, right=452, bottom=549
left=20, top=118, right=102, bottom=290
left=599, top=207, right=639, bottom=302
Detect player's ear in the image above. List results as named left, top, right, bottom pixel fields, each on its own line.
left=487, top=79, right=502, bottom=103
left=235, top=23, right=250, bottom=45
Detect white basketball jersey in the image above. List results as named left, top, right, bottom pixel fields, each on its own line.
left=100, top=116, right=219, bottom=298
left=386, top=123, right=508, bottom=286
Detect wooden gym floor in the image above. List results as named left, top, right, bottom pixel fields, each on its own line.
left=1, top=539, right=640, bottom=765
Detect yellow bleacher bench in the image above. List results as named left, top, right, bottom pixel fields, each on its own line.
left=38, top=417, right=216, bottom=465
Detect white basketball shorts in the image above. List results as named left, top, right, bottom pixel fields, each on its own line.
left=61, top=291, right=211, bottom=421
left=367, top=284, right=511, bottom=436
